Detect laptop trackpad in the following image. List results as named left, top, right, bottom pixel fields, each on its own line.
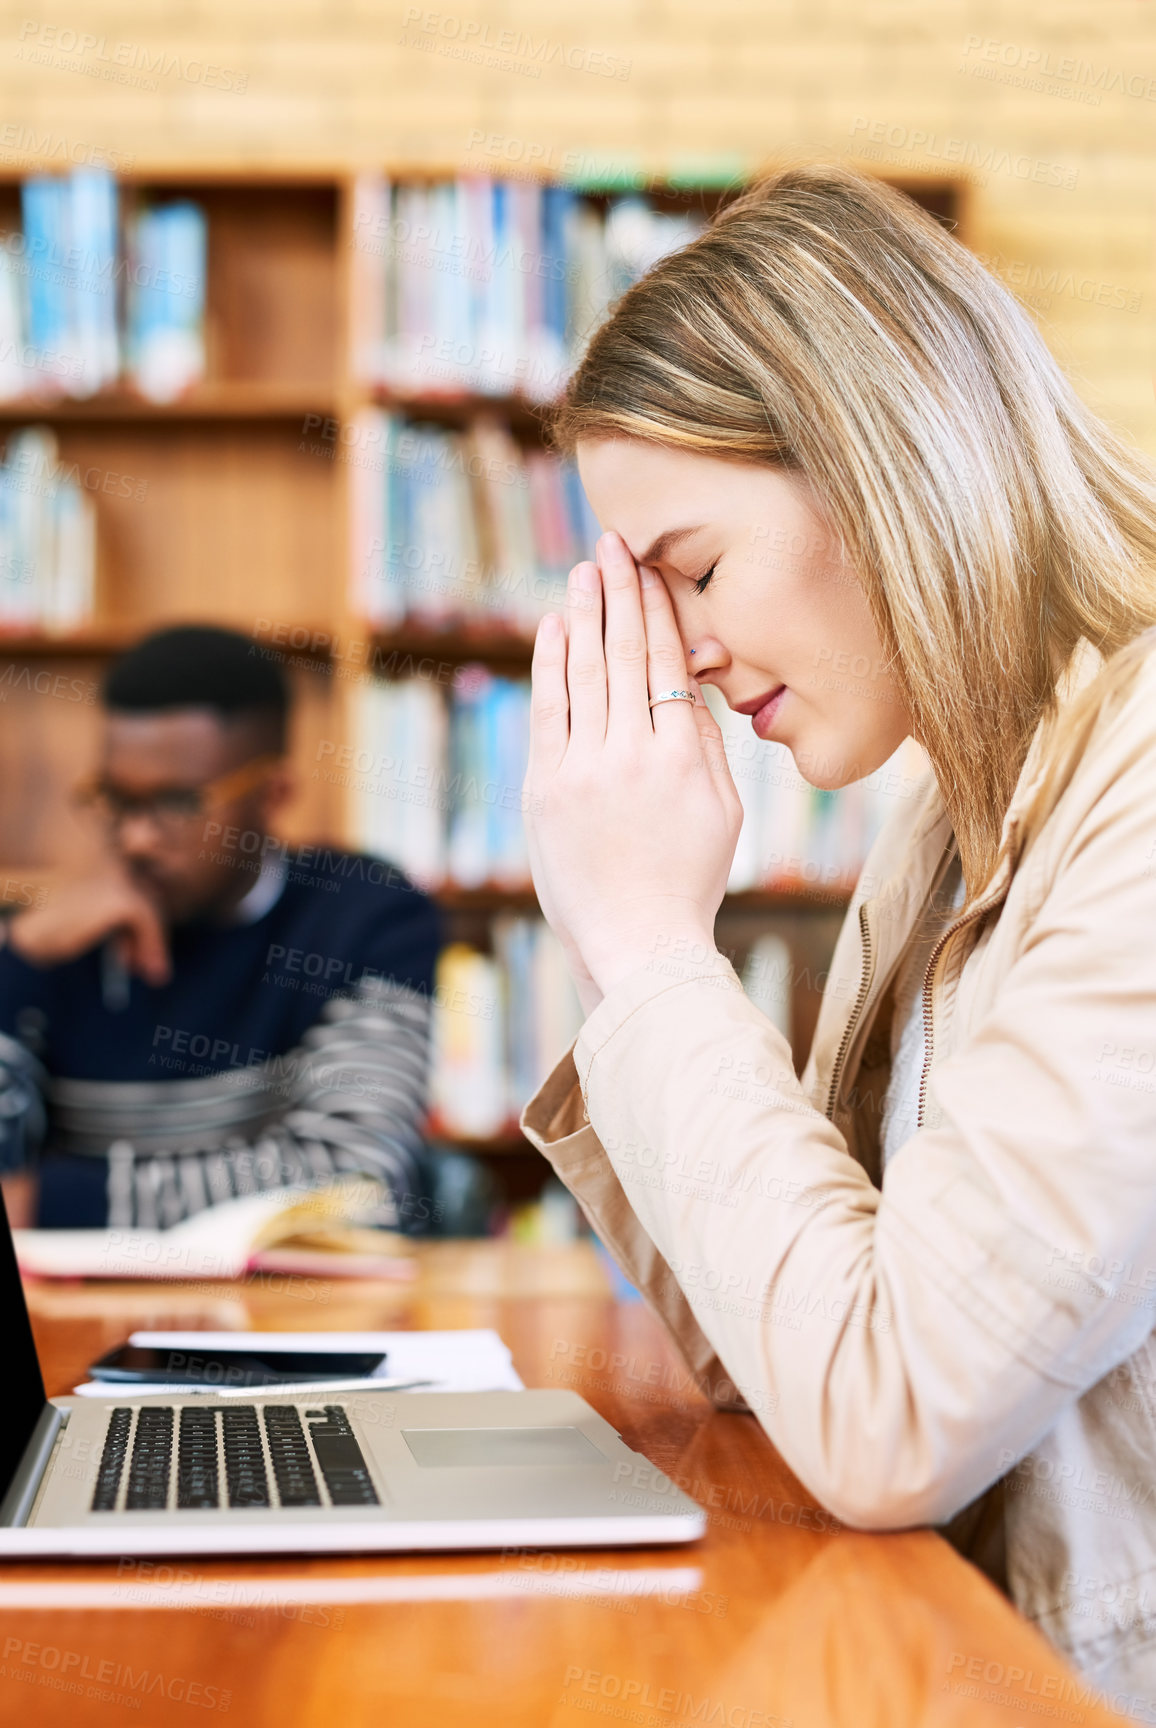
left=402, top=1427, right=604, bottom=1468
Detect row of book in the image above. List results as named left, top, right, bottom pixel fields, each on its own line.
left=701, top=689, right=931, bottom=894
left=352, top=667, right=532, bottom=888
left=349, top=410, right=601, bottom=634
left=429, top=921, right=586, bottom=1138
left=350, top=667, right=929, bottom=897
left=0, top=169, right=207, bottom=403
left=0, top=427, right=95, bottom=629
left=352, top=175, right=705, bottom=400
left=427, top=922, right=796, bottom=1142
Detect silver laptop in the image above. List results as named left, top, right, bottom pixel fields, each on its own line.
left=0, top=1193, right=705, bottom=1557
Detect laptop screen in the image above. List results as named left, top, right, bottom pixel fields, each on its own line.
left=0, top=1186, right=48, bottom=1501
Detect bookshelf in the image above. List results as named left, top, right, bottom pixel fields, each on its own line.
left=0, top=163, right=965, bottom=1187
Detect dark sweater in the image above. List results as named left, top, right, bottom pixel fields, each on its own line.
left=0, top=847, right=443, bottom=1229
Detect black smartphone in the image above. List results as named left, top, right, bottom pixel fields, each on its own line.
left=88, top=1343, right=387, bottom=1388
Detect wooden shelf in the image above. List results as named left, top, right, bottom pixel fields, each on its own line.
left=0, top=383, right=337, bottom=422
left=372, top=628, right=537, bottom=669
left=0, top=622, right=336, bottom=658
left=366, top=388, right=550, bottom=436
left=434, top=886, right=539, bottom=911
left=0, top=626, right=137, bottom=657
left=0, top=867, right=851, bottom=917
left=0, top=623, right=530, bottom=666
left=0, top=167, right=349, bottom=187
left=722, top=883, right=854, bottom=912
left=0, top=163, right=944, bottom=1067
left=426, top=1127, right=534, bottom=1157
left=433, top=883, right=851, bottom=913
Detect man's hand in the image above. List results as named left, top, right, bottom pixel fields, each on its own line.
left=0, top=1170, right=37, bottom=1227
left=7, top=868, right=171, bottom=984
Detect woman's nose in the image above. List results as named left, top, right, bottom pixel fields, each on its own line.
left=682, top=637, right=726, bottom=675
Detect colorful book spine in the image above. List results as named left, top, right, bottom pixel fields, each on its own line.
left=428, top=919, right=585, bottom=1137
left=740, top=933, right=794, bottom=1043
left=351, top=175, right=708, bottom=400
left=429, top=941, right=509, bottom=1138
left=0, top=426, right=95, bottom=630
left=0, top=174, right=208, bottom=402
left=19, top=176, right=72, bottom=387
left=125, top=199, right=208, bottom=402
left=352, top=670, right=917, bottom=898
left=350, top=409, right=597, bottom=636
left=69, top=168, right=119, bottom=396
left=701, top=682, right=928, bottom=894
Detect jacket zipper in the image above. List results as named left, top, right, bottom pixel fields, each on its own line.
left=915, top=850, right=1017, bottom=1131
left=825, top=835, right=1015, bottom=1131
left=825, top=900, right=875, bottom=1121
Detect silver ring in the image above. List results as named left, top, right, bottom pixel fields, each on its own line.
left=648, top=689, right=697, bottom=708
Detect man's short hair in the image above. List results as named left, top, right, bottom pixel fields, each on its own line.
left=103, top=625, right=290, bottom=754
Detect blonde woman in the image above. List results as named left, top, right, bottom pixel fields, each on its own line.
left=519, top=164, right=1156, bottom=1702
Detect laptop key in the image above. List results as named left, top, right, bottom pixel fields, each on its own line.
left=306, top=1405, right=379, bottom=1507
left=96, top=1402, right=364, bottom=1516
left=124, top=1407, right=175, bottom=1510
left=177, top=1407, right=220, bottom=1509
left=263, top=1406, right=322, bottom=1508
left=91, top=1407, right=133, bottom=1512
left=221, top=1406, right=271, bottom=1508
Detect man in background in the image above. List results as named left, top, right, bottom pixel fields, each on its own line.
left=0, top=624, right=442, bottom=1230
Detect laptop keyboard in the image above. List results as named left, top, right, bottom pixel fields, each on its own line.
left=126, top=1407, right=175, bottom=1510
left=179, top=1406, right=220, bottom=1509
left=90, top=1403, right=379, bottom=1513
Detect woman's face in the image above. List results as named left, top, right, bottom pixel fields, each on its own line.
left=576, top=438, right=914, bottom=789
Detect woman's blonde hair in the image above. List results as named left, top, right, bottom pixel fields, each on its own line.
left=549, top=163, right=1156, bottom=901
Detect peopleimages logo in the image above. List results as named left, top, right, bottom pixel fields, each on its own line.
left=398, top=8, right=631, bottom=79
left=0, top=1634, right=231, bottom=1710
left=960, top=35, right=1156, bottom=104
left=15, top=21, right=248, bottom=92
left=848, top=119, right=1078, bottom=189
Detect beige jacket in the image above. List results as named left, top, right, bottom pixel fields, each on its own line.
left=521, top=632, right=1156, bottom=1715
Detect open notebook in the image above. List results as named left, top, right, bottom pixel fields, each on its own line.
left=12, top=1178, right=417, bottom=1281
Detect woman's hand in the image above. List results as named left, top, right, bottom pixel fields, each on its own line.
left=523, top=530, right=744, bottom=999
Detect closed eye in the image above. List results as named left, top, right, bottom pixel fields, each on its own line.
left=692, top=562, right=717, bottom=596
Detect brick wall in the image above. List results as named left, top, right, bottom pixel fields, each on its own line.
left=0, top=1, right=1151, bottom=448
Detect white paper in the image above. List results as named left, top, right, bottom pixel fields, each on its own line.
left=15, top=1188, right=328, bottom=1280
left=71, top=1328, right=524, bottom=1397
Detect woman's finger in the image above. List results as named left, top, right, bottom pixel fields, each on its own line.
left=565, top=558, right=607, bottom=747
left=526, top=610, right=570, bottom=780
left=597, top=530, right=650, bottom=741
left=686, top=673, right=742, bottom=805
left=638, top=561, right=698, bottom=740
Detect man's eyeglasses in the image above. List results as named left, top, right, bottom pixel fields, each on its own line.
left=73, top=754, right=281, bottom=837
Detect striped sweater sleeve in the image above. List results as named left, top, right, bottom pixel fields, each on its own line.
left=0, top=1027, right=47, bottom=1175
left=109, top=978, right=434, bottom=1230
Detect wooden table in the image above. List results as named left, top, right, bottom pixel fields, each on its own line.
left=0, top=1240, right=1133, bottom=1727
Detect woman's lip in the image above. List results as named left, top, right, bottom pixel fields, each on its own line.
left=750, top=687, right=787, bottom=738
left=733, top=684, right=785, bottom=716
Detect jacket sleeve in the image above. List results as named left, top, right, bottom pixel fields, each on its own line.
left=521, top=1051, right=752, bottom=1413
left=522, top=685, right=1156, bottom=1531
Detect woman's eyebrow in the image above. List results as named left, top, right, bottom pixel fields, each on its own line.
left=635, top=525, right=704, bottom=566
